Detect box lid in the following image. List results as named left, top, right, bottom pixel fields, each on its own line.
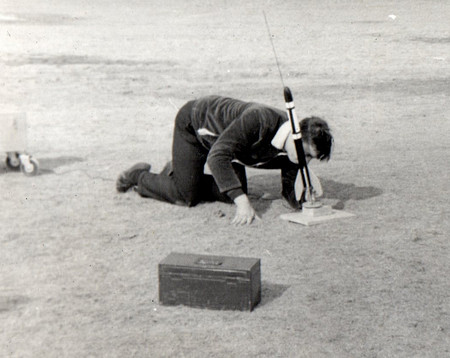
left=159, top=252, right=260, bottom=278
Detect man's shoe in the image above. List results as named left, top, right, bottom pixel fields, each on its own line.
left=116, top=162, right=151, bottom=193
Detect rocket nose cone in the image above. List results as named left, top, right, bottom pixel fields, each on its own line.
left=283, top=87, right=293, bottom=102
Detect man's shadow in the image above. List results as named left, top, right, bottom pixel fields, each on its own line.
left=248, top=173, right=383, bottom=213
left=320, top=178, right=383, bottom=210
left=0, top=155, right=84, bottom=175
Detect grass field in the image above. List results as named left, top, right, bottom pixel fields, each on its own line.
left=1, top=1, right=449, bottom=357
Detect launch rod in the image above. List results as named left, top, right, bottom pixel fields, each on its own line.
left=263, top=11, right=285, bottom=88
left=263, top=11, right=315, bottom=203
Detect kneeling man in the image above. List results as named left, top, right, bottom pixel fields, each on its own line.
left=117, top=95, right=333, bottom=225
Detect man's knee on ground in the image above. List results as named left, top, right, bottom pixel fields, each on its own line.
left=177, top=197, right=199, bottom=207
left=176, top=189, right=201, bottom=207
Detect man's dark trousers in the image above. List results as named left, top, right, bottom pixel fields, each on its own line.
left=136, top=101, right=247, bottom=206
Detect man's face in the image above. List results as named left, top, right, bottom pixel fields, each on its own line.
left=303, top=142, right=318, bottom=163
left=284, top=134, right=318, bottom=164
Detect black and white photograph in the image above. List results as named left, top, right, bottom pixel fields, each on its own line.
left=1, top=0, right=449, bottom=357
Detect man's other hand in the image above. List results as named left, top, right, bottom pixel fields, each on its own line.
left=232, top=194, right=261, bottom=225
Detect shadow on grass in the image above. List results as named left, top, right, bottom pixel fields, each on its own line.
left=0, top=295, right=30, bottom=313
left=0, top=155, right=84, bottom=176
left=36, top=156, right=84, bottom=175
left=258, top=281, right=290, bottom=308
left=320, top=178, right=383, bottom=210
left=248, top=173, right=383, bottom=212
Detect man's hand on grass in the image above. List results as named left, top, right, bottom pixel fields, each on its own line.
left=232, top=194, right=261, bottom=225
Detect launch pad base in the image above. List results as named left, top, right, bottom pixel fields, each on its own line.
left=280, top=204, right=355, bottom=226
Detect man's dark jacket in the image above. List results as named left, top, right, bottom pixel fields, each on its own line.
left=185, top=95, right=299, bottom=208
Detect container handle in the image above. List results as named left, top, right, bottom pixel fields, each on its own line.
left=195, top=258, right=223, bottom=266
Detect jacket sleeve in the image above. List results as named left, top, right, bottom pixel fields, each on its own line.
left=206, top=111, right=263, bottom=198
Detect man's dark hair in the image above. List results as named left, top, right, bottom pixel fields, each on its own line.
left=300, top=116, right=333, bottom=161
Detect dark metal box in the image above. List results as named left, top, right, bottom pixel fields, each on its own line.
left=159, top=252, right=261, bottom=311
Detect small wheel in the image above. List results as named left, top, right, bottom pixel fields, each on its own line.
left=20, top=157, right=39, bottom=176
left=6, top=153, right=21, bottom=170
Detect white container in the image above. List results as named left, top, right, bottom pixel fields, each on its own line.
left=1, top=113, right=39, bottom=176
left=0, top=112, right=27, bottom=152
